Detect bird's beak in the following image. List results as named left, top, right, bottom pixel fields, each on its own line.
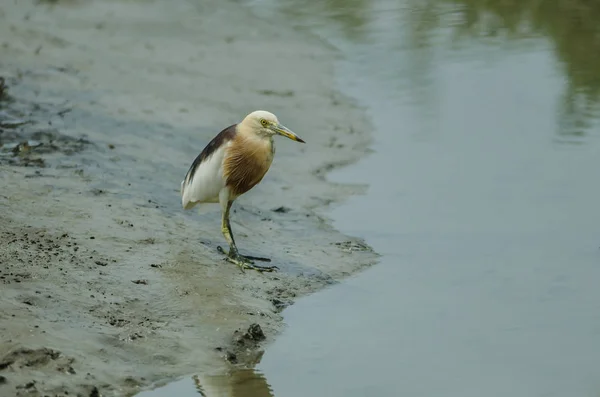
left=273, top=123, right=305, bottom=143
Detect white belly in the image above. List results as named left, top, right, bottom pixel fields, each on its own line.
left=180, top=143, right=229, bottom=209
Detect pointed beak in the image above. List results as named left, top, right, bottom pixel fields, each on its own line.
left=273, top=123, right=305, bottom=143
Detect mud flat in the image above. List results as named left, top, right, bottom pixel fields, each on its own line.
left=0, top=0, right=377, bottom=396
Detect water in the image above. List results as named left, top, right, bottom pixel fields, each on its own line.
left=144, top=0, right=600, bottom=395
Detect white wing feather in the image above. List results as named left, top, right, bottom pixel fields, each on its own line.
left=181, top=143, right=228, bottom=209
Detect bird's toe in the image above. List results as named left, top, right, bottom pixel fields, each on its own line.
left=230, top=255, right=278, bottom=273
left=241, top=262, right=278, bottom=273
left=217, top=246, right=277, bottom=272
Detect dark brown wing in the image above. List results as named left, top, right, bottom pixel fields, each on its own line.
left=183, top=124, right=237, bottom=186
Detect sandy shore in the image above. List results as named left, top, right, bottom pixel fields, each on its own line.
left=0, top=0, right=377, bottom=396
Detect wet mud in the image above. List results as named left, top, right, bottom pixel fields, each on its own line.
left=1, top=76, right=90, bottom=168
left=0, top=0, right=377, bottom=396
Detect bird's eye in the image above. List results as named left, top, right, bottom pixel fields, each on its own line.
left=260, top=119, right=268, bottom=127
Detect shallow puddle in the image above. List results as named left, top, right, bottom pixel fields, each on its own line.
left=138, top=0, right=600, bottom=396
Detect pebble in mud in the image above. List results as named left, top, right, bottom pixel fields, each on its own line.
left=225, top=351, right=238, bottom=364
left=223, top=323, right=269, bottom=365
left=271, top=206, right=291, bottom=213
left=233, top=323, right=266, bottom=346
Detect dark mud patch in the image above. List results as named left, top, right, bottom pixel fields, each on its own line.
left=0, top=224, right=112, bottom=286
left=0, top=347, right=62, bottom=370
left=0, top=77, right=8, bottom=99
left=0, top=74, right=90, bottom=167
left=0, top=347, right=102, bottom=397
left=0, top=221, right=122, bottom=396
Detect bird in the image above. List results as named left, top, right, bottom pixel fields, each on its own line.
left=180, top=110, right=305, bottom=272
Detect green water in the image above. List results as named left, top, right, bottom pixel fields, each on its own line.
left=142, top=0, right=600, bottom=395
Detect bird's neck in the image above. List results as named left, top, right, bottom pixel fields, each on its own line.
left=237, top=123, right=274, bottom=144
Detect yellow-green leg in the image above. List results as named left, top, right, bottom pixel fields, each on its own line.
left=216, top=200, right=278, bottom=273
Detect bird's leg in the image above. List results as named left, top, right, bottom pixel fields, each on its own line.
left=217, top=200, right=277, bottom=272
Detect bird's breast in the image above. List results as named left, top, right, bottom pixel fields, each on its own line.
left=223, top=135, right=274, bottom=198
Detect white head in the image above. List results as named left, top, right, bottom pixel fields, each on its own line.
left=240, top=110, right=305, bottom=143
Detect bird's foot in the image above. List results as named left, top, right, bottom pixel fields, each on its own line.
left=217, top=246, right=278, bottom=273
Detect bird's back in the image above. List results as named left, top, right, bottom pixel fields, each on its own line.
left=181, top=125, right=237, bottom=209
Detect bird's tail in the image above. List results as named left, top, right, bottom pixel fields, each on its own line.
left=180, top=180, right=200, bottom=210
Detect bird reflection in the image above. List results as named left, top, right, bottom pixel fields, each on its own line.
left=192, top=368, right=274, bottom=397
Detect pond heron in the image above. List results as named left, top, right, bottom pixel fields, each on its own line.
left=181, top=110, right=305, bottom=272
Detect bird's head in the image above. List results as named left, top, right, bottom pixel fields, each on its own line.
left=242, top=110, right=305, bottom=143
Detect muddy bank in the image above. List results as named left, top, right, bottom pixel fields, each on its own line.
left=0, top=0, right=377, bottom=396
